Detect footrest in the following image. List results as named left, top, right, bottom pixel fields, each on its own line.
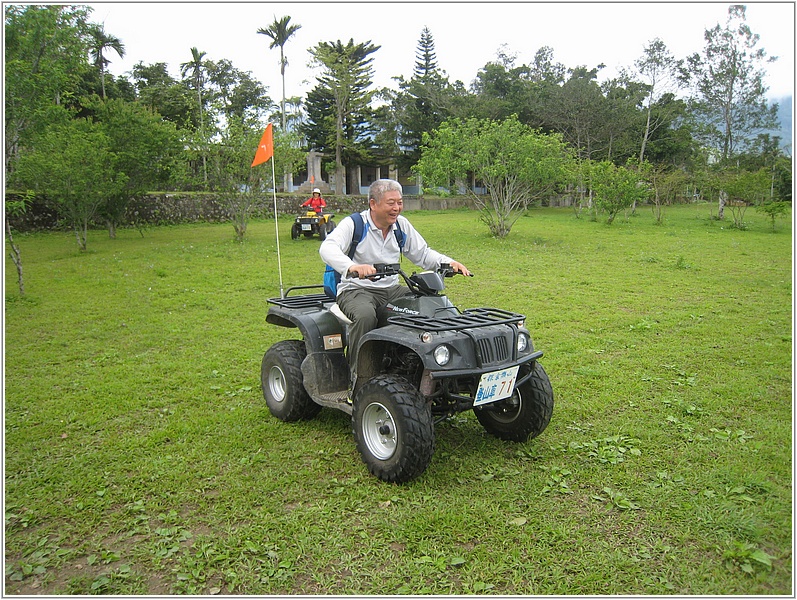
left=315, top=390, right=352, bottom=415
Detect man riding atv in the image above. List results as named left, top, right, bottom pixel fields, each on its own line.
left=262, top=178, right=553, bottom=482
left=319, top=179, right=470, bottom=390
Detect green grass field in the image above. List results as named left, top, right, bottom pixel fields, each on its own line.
left=4, top=203, right=792, bottom=594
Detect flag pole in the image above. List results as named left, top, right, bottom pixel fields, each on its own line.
left=251, top=123, right=284, bottom=299
left=271, top=155, right=285, bottom=299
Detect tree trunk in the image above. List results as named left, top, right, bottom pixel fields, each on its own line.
left=335, top=112, right=345, bottom=194
left=198, top=84, right=207, bottom=187
left=718, top=189, right=727, bottom=220
left=76, top=221, right=88, bottom=251
left=234, top=221, right=246, bottom=243
left=639, top=105, right=652, bottom=163
left=6, top=220, right=24, bottom=296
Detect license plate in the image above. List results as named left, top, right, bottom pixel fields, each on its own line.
left=301, top=224, right=312, bottom=231
left=474, top=365, right=520, bottom=406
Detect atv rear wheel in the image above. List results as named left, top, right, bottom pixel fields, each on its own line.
left=474, top=361, right=553, bottom=442
left=352, top=375, right=434, bottom=483
left=261, top=340, right=321, bottom=421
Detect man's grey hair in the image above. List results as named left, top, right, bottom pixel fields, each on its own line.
left=369, top=179, right=402, bottom=203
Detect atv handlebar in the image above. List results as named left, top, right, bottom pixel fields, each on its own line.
left=344, top=263, right=472, bottom=296
left=362, top=263, right=473, bottom=280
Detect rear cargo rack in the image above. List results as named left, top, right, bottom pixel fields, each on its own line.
left=267, top=285, right=332, bottom=310
left=387, top=307, right=525, bottom=332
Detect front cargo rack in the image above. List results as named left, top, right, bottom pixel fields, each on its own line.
left=387, top=307, right=525, bottom=332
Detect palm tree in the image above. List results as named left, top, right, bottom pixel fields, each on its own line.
left=88, top=24, right=125, bottom=99
left=180, top=47, right=209, bottom=185
left=258, top=16, right=301, bottom=191
left=257, top=16, right=301, bottom=132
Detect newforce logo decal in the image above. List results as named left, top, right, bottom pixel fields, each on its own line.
left=386, top=303, right=420, bottom=315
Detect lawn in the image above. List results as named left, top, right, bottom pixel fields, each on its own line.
left=4, top=203, right=792, bottom=594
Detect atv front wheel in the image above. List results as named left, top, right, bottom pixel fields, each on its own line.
left=352, top=375, right=434, bottom=483
left=290, top=223, right=301, bottom=240
left=319, top=222, right=327, bottom=241
left=261, top=340, right=321, bottom=421
left=474, top=361, right=553, bottom=442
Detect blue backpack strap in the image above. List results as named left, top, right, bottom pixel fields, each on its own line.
left=394, top=217, right=406, bottom=251
left=348, top=212, right=366, bottom=258
left=324, top=212, right=365, bottom=299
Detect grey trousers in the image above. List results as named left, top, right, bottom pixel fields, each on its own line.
left=336, top=284, right=411, bottom=378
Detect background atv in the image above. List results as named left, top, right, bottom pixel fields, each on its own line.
left=261, top=263, right=554, bottom=483
left=291, top=210, right=335, bottom=241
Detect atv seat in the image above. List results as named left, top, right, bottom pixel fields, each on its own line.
left=329, top=303, right=352, bottom=326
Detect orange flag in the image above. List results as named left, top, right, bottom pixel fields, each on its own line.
left=251, top=123, right=273, bottom=167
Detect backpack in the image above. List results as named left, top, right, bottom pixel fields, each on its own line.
left=323, top=212, right=405, bottom=298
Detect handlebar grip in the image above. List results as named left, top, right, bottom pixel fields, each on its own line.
left=373, top=263, right=400, bottom=274
left=346, top=263, right=400, bottom=280
left=440, top=263, right=474, bottom=278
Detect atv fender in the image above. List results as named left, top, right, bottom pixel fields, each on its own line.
left=267, top=300, right=344, bottom=354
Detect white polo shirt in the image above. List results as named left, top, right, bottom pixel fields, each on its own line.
left=319, top=209, right=453, bottom=295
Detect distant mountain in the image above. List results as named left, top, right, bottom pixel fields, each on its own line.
left=767, top=96, right=792, bottom=151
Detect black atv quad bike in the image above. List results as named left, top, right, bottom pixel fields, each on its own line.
left=291, top=210, right=335, bottom=240
left=261, top=263, right=553, bottom=483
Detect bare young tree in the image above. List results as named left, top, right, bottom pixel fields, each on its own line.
left=631, top=38, right=683, bottom=164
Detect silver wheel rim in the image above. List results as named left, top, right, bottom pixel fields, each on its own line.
left=268, top=366, right=286, bottom=403
left=490, top=391, right=522, bottom=424
left=362, top=402, right=397, bottom=460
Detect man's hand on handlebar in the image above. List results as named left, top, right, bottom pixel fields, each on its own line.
left=347, top=264, right=376, bottom=279
left=450, top=261, right=473, bottom=277
left=347, top=263, right=401, bottom=280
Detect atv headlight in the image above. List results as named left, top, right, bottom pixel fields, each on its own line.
left=433, top=344, right=451, bottom=366
left=517, top=333, right=529, bottom=353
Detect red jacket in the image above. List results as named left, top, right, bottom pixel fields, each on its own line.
left=302, top=195, right=326, bottom=212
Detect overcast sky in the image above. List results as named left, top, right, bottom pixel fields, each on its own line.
left=94, top=2, right=794, bottom=102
